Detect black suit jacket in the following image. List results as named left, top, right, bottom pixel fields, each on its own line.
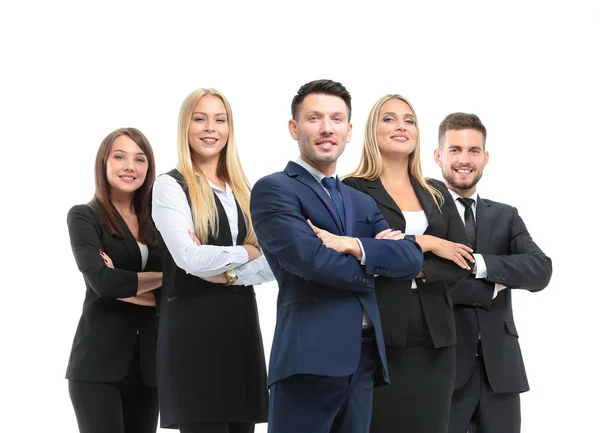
left=449, top=197, right=552, bottom=393
left=343, top=176, right=471, bottom=348
left=65, top=204, right=162, bottom=386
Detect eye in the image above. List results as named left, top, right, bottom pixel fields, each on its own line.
left=136, top=158, right=147, bottom=163
left=332, top=116, right=343, bottom=122
left=382, top=116, right=394, bottom=123
left=308, top=115, right=319, bottom=122
left=113, top=154, right=124, bottom=160
left=193, top=117, right=205, bottom=122
left=405, top=118, right=415, bottom=125
left=216, top=118, right=227, bottom=124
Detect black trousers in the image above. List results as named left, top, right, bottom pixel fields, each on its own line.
left=370, top=289, right=456, bottom=433
left=449, top=357, right=521, bottom=433
left=180, top=422, right=255, bottom=433
left=68, top=338, right=158, bottom=433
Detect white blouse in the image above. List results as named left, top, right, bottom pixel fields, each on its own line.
left=403, top=210, right=428, bottom=289
left=151, top=171, right=274, bottom=286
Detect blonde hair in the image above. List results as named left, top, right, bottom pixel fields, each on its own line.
left=177, top=88, right=257, bottom=245
left=346, top=94, right=444, bottom=210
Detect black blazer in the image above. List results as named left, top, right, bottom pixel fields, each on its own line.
left=449, top=197, right=552, bottom=393
left=343, top=176, right=471, bottom=348
left=65, top=204, right=162, bottom=386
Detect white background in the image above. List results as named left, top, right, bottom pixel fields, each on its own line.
left=1, top=1, right=598, bottom=431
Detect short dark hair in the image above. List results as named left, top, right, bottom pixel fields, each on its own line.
left=291, top=79, right=352, bottom=121
left=438, top=112, right=487, bottom=149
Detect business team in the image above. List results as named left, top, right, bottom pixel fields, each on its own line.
left=65, top=79, right=551, bottom=433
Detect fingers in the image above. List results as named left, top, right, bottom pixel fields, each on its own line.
left=375, top=229, right=392, bottom=239
left=376, top=229, right=404, bottom=240
left=188, top=229, right=201, bottom=246
left=455, top=243, right=475, bottom=262
left=451, top=251, right=471, bottom=270
left=307, top=219, right=321, bottom=234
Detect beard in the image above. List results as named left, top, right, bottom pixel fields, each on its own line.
left=443, top=166, right=483, bottom=191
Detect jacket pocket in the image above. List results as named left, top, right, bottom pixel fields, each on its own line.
left=505, top=320, right=519, bottom=337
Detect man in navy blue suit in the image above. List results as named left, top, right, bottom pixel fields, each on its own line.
left=250, top=79, right=424, bottom=433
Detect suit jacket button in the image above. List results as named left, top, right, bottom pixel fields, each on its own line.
left=471, top=301, right=478, bottom=306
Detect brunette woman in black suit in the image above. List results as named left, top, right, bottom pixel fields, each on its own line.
left=151, top=89, right=273, bottom=433
left=343, top=95, right=473, bottom=433
left=66, top=127, right=163, bottom=433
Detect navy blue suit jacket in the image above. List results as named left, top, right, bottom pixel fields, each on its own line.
left=250, top=162, right=423, bottom=387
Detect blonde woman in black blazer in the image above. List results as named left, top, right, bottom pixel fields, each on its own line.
left=66, top=128, right=163, bottom=433
left=343, top=95, right=473, bottom=433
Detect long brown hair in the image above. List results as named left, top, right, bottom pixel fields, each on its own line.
left=89, top=127, right=158, bottom=246
left=177, top=88, right=257, bottom=246
left=345, top=94, right=444, bottom=210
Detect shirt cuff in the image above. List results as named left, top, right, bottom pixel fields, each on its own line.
left=355, top=238, right=367, bottom=266
left=473, top=253, right=488, bottom=279
left=493, top=283, right=499, bottom=299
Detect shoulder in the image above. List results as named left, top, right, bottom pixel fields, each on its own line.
left=481, top=197, right=516, bottom=214
left=153, top=170, right=186, bottom=194
left=67, top=203, right=99, bottom=229
left=67, top=203, right=95, bottom=220
left=341, top=176, right=367, bottom=192
left=252, top=171, right=288, bottom=191
left=425, top=177, right=447, bottom=191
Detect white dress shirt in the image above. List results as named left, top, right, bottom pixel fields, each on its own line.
left=152, top=170, right=274, bottom=286
left=448, top=189, right=498, bottom=299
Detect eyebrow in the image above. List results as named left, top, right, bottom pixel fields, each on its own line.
left=306, top=110, right=346, bottom=118
left=192, top=111, right=227, bottom=116
left=381, top=112, right=414, bottom=117
left=112, top=149, right=146, bottom=156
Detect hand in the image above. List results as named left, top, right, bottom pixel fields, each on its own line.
left=497, top=284, right=507, bottom=292
left=375, top=228, right=405, bottom=240
left=242, top=244, right=262, bottom=261
left=100, top=250, right=114, bottom=268
left=429, top=237, right=474, bottom=270
left=199, top=273, right=228, bottom=284
left=188, top=229, right=201, bottom=246
left=307, top=220, right=361, bottom=258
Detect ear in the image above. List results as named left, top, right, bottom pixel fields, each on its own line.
left=345, top=122, right=353, bottom=143
left=289, top=119, right=298, bottom=140
left=433, top=148, right=442, bottom=168
left=483, top=150, right=489, bottom=168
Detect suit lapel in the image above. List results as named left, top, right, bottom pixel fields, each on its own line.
left=366, top=178, right=406, bottom=230
left=475, top=197, right=493, bottom=252
left=285, top=162, right=344, bottom=233
left=338, top=179, right=354, bottom=235
left=411, top=177, right=438, bottom=234
left=114, top=212, right=143, bottom=271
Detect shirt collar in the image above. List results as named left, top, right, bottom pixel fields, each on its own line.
left=294, top=157, right=338, bottom=184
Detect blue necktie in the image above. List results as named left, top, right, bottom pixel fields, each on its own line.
left=321, top=176, right=345, bottom=228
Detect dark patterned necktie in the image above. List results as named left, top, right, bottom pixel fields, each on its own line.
left=321, top=177, right=345, bottom=227
left=458, top=197, right=477, bottom=250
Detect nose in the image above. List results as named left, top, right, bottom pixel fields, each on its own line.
left=124, top=157, right=135, bottom=172
left=395, top=121, right=407, bottom=131
left=204, top=119, right=215, bottom=132
left=320, top=116, right=334, bottom=135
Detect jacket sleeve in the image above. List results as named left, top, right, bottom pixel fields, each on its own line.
left=449, top=275, right=496, bottom=310
left=480, top=207, right=552, bottom=292
left=67, top=205, right=138, bottom=299
left=250, top=176, right=421, bottom=292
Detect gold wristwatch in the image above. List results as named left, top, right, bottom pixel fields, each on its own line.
left=225, top=268, right=238, bottom=286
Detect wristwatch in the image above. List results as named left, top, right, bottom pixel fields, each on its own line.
left=225, top=268, right=238, bottom=286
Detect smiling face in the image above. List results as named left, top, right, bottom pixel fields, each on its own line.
left=289, top=93, right=352, bottom=176
left=105, top=134, right=148, bottom=196
left=435, top=128, right=489, bottom=197
left=376, top=98, right=418, bottom=157
left=187, top=94, right=229, bottom=164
